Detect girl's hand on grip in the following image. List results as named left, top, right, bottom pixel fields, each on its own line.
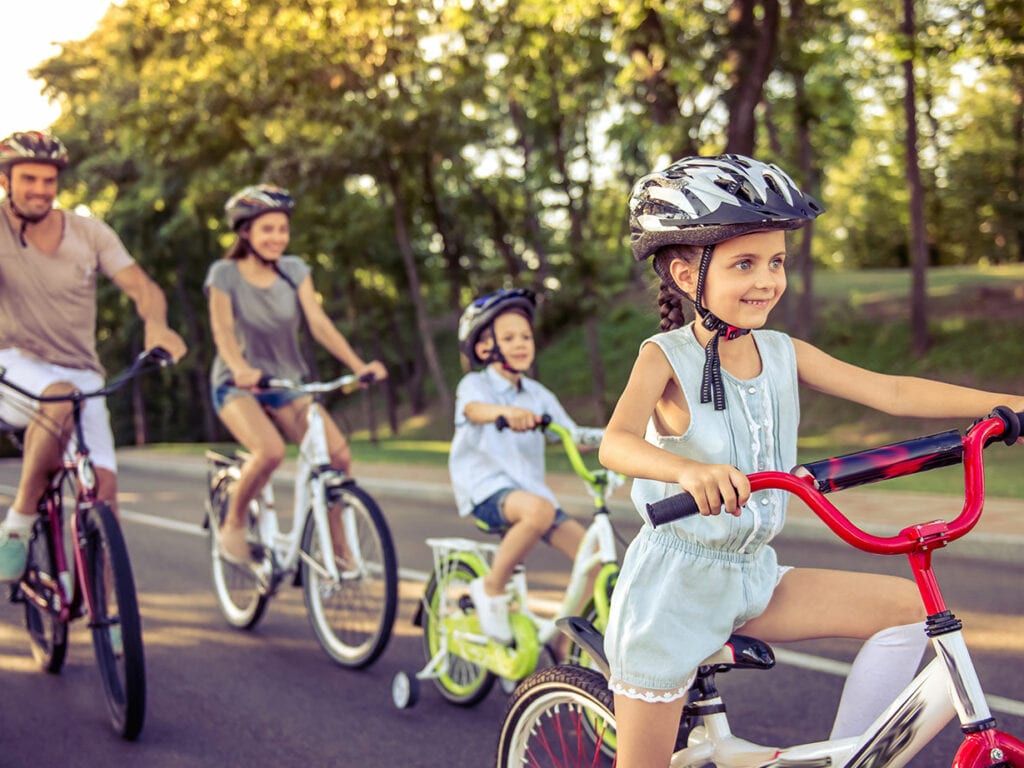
left=675, top=463, right=749, bottom=517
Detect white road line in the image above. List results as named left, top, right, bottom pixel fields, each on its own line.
left=6, top=483, right=1023, bottom=717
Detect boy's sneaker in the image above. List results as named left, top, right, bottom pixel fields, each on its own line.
left=0, top=529, right=28, bottom=582
left=469, top=577, right=513, bottom=645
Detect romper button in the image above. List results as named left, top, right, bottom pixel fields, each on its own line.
left=747, top=386, right=757, bottom=394
left=759, top=498, right=769, bottom=505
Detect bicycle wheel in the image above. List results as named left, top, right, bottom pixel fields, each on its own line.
left=301, top=481, right=397, bottom=669
left=208, top=476, right=269, bottom=630
left=497, top=665, right=617, bottom=767
left=22, top=515, right=68, bottom=673
left=81, top=502, right=146, bottom=740
left=422, top=557, right=495, bottom=706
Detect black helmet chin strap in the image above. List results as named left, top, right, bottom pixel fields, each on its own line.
left=693, top=243, right=750, bottom=411
left=5, top=185, right=53, bottom=247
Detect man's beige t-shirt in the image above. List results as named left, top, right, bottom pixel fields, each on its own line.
left=0, top=210, right=134, bottom=374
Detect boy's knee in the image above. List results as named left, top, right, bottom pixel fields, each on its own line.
left=513, top=495, right=556, bottom=532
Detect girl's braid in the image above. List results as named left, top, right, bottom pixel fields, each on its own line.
left=657, top=280, right=688, bottom=332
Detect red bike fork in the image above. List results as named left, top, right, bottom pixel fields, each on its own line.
left=954, top=729, right=1024, bottom=767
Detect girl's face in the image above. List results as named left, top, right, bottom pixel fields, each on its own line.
left=477, top=310, right=535, bottom=374
left=676, top=230, right=787, bottom=329
left=246, top=211, right=290, bottom=260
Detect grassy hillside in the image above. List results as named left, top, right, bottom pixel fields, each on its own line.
left=344, top=264, right=1024, bottom=496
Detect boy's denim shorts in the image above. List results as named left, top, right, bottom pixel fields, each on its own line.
left=471, top=487, right=570, bottom=543
left=212, top=383, right=307, bottom=414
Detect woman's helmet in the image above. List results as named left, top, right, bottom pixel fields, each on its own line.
left=628, top=154, right=822, bottom=262
left=0, top=130, right=70, bottom=174
left=458, top=288, right=536, bottom=367
left=225, top=184, right=295, bottom=231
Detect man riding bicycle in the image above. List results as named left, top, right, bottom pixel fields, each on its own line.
left=0, top=129, right=187, bottom=581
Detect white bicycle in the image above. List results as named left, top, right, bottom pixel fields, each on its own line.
left=204, top=373, right=398, bottom=669
left=497, top=407, right=1024, bottom=767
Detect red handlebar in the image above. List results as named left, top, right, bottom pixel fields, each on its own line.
left=648, top=411, right=1019, bottom=558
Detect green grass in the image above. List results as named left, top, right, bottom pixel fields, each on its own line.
left=146, top=265, right=1024, bottom=499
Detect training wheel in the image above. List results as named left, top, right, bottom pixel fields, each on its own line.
left=391, top=671, right=419, bottom=709
left=499, top=676, right=518, bottom=695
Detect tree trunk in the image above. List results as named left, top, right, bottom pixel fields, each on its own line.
left=724, top=0, right=781, bottom=154
left=385, top=157, right=453, bottom=414
left=902, top=0, right=930, bottom=355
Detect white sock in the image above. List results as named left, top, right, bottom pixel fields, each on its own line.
left=1, top=508, right=36, bottom=536
left=829, top=622, right=927, bottom=740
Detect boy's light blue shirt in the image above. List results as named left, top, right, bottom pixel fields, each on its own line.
left=448, top=366, right=577, bottom=517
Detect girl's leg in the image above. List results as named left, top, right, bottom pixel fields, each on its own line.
left=217, top=396, right=286, bottom=559
left=268, top=399, right=354, bottom=562
left=738, top=568, right=926, bottom=740
left=614, top=694, right=686, bottom=768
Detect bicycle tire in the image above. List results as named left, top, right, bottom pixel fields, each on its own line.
left=208, top=476, right=269, bottom=630
left=301, top=481, right=397, bottom=669
left=422, top=557, right=495, bottom=706
left=496, top=664, right=617, bottom=767
left=82, top=502, right=146, bottom=740
left=22, top=514, right=68, bottom=673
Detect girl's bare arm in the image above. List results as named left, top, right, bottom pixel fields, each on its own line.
left=794, top=339, right=1024, bottom=417
left=599, top=343, right=749, bottom=515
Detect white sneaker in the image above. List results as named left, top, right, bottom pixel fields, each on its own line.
left=469, top=577, right=513, bottom=644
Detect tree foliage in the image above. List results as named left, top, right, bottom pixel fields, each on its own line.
left=26, top=0, right=1021, bottom=441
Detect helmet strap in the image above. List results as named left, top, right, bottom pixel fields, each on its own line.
left=5, top=185, right=53, bottom=247
left=693, top=244, right=750, bottom=411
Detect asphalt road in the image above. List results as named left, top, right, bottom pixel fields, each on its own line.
left=0, top=459, right=1020, bottom=767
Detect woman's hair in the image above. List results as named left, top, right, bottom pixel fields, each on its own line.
left=652, top=244, right=702, bottom=331
left=224, top=222, right=251, bottom=260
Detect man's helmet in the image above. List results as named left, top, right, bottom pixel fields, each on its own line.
left=225, top=184, right=295, bottom=231
left=628, top=154, right=823, bottom=261
left=0, top=131, right=70, bottom=174
left=458, top=288, right=536, bottom=367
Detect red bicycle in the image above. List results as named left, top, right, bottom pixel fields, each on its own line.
left=497, top=406, right=1024, bottom=767
left=0, top=348, right=172, bottom=740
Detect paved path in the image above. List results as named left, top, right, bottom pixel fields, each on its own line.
left=117, top=447, right=1023, bottom=563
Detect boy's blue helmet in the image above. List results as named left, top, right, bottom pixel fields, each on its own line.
left=629, top=154, right=823, bottom=261
left=458, top=288, right=536, bottom=367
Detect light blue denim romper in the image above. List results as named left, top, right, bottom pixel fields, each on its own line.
left=605, top=324, right=799, bottom=702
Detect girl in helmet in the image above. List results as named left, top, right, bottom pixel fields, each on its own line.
left=205, top=184, right=387, bottom=563
left=448, top=289, right=602, bottom=644
left=598, top=154, right=1024, bottom=767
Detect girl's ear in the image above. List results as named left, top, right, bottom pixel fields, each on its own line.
left=668, top=257, right=697, bottom=298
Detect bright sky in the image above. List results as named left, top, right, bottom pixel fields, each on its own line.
left=0, top=0, right=115, bottom=139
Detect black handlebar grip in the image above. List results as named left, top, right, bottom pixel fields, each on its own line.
left=646, top=492, right=701, bottom=528
left=989, top=406, right=1022, bottom=447
left=358, top=372, right=377, bottom=384
left=495, top=414, right=551, bottom=432
left=257, top=375, right=274, bottom=389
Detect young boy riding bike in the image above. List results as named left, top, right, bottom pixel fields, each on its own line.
left=448, top=288, right=602, bottom=645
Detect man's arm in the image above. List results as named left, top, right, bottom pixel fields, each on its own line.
left=111, top=264, right=188, bottom=361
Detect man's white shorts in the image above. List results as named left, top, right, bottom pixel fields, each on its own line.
left=0, top=348, right=117, bottom=472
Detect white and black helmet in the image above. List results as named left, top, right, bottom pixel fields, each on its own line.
left=629, top=154, right=823, bottom=261
left=225, top=184, right=295, bottom=231
left=0, top=130, right=69, bottom=175
left=458, top=288, right=536, bottom=367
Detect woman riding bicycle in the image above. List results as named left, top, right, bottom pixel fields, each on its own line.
left=598, top=154, right=1024, bottom=768
left=205, top=183, right=386, bottom=564
left=449, top=288, right=602, bottom=646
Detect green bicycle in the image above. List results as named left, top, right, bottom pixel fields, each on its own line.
left=391, top=419, right=624, bottom=709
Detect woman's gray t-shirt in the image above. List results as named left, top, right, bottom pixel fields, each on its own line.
left=203, top=256, right=311, bottom=388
